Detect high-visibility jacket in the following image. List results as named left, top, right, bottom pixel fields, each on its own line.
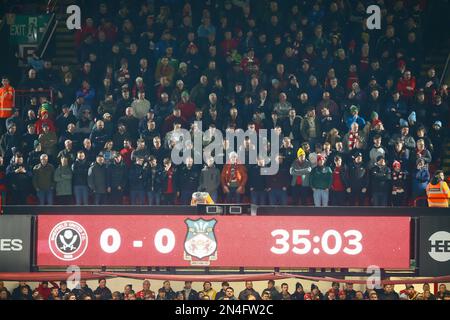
left=426, top=181, right=450, bottom=207
left=0, top=84, right=15, bottom=118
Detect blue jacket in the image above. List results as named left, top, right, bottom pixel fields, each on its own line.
left=346, top=115, right=366, bottom=130
left=412, top=168, right=430, bottom=197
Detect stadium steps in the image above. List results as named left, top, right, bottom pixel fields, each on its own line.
left=51, top=11, right=78, bottom=68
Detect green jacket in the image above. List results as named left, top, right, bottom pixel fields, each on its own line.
left=54, top=165, right=73, bottom=196
left=32, top=163, right=55, bottom=191
left=310, top=165, right=333, bottom=190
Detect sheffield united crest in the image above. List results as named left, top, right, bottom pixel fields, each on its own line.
left=48, top=221, right=88, bottom=261
left=184, top=218, right=218, bottom=266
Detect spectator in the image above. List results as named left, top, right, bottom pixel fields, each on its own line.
left=181, top=281, right=198, bottom=301
left=54, top=156, right=72, bottom=204
left=290, top=148, right=312, bottom=205
left=72, top=279, right=94, bottom=300
left=88, top=153, right=108, bottom=205
left=219, top=287, right=236, bottom=300
left=368, top=134, right=388, bottom=169
left=262, top=280, right=280, bottom=301
left=38, top=123, right=57, bottom=159
left=198, top=157, right=220, bottom=202
left=6, top=152, right=31, bottom=205
left=266, top=156, right=289, bottom=205
left=94, top=278, right=112, bottom=300
left=72, top=151, right=90, bottom=205
left=0, top=123, right=21, bottom=165
left=128, top=156, right=146, bottom=205
left=221, top=152, right=248, bottom=203
left=346, top=152, right=368, bottom=206
left=238, top=281, right=261, bottom=300
left=380, top=285, right=399, bottom=300
left=437, top=284, right=450, bottom=300
left=32, top=154, right=55, bottom=205
left=346, top=105, right=366, bottom=130
left=34, top=281, right=59, bottom=300
left=410, top=139, right=432, bottom=169
left=159, top=281, right=176, bottom=300
left=330, top=155, right=348, bottom=206
left=136, top=280, right=155, bottom=300
left=107, top=154, right=127, bottom=205
left=310, top=154, right=332, bottom=207
left=279, top=283, right=291, bottom=300
left=370, top=155, right=391, bottom=206
left=248, top=157, right=267, bottom=205
left=300, top=107, right=320, bottom=145
left=132, top=91, right=151, bottom=120
left=291, top=283, right=305, bottom=300
left=160, top=158, right=176, bottom=205
left=144, top=156, right=161, bottom=205
left=391, top=161, right=408, bottom=206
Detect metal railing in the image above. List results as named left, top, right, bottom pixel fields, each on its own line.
left=46, top=0, right=58, bottom=14
left=439, top=52, right=450, bottom=86
left=14, top=89, right=54, bottom=109
left=37, top=13, right=57, bottom=58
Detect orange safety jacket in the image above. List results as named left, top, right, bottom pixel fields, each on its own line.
left=0, top=84, right=15, bottom=118
left=426, top=181, right=450, bottom=207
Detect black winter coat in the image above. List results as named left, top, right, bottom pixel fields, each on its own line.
left=71, top=159, right=89, bottom=186
left=370, top=164, right=391, bottom=192
left=249, top=165, right=267, bottom=191
left=107, top=161, right=128, bottom=190
left=128, top=163, right=146, bottom=191
left=88, top=162, right=107, bottom=193
left=175, top=165, right=200, bottom=192
left=346, top=162, right=368, bottom=191
left=145, top=166, right=162, bottom=192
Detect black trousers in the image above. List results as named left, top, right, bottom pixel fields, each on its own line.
left=330, top=190, right=346, bottom=206
left=348, top=191, right=366, bottom=206
left=162, top=193, right=175, bottom=205
left=291, top=186, right=311, bottom=205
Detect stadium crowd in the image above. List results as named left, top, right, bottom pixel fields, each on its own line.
left=0, top=0, right=448, bottom=207
left=1, top=279, right=450, bottom=300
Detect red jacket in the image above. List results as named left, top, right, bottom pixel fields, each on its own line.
left=221, top=163, right=248, bottom=193
left=176, top=101, right=196, bottom=120
left=34, top=282, right=59, bottom=300
left=35, top=118, right=56, bottom=135
left=120, top=147, right=134, bottom=168
left=397, top=77, right=416, bottom=97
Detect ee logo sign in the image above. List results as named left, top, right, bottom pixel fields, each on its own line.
left=428, top=231, right=450, bottom=262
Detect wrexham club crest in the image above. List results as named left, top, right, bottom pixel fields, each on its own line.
left=184, top=218, right=218, bottom=266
